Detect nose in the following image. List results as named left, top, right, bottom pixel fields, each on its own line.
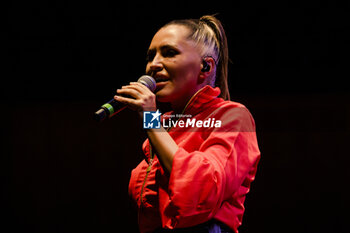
left=149, top=53, right=163, bottom=73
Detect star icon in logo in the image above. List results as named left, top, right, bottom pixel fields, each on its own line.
left=150, top=109, right=161, bottom=122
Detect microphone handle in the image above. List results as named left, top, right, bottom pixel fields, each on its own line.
left=94, top=99, right=127, bottom=122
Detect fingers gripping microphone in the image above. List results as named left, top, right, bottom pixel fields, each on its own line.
left=94, top=75, right=156, bottom=122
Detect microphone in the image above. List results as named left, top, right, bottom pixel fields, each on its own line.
left=94, top=75, right=156, bottom=122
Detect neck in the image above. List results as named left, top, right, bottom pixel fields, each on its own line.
left=170, top=97, right=191, bottom=114
left=170, top=85, right=207, bottom=114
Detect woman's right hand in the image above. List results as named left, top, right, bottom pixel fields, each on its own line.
left=114, top=82, right=157, bottom=118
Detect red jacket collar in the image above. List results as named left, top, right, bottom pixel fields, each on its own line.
left=181, top=85, right=221, bottom=116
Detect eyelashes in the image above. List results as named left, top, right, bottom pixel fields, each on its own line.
left=146, top=46, right=180, bottom=62
left=146, top=50, right=156, bottom=62
left=164, top=49, right=179, bottom=57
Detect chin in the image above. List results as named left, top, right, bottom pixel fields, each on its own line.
left=155, top=92, right=170, bottom=103
left=155, top=89, right=174, bottom=103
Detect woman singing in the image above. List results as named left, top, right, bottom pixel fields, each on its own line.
left=114, top=15, right=261, bottom=233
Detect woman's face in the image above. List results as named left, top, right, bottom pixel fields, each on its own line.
left=145, top=24, right=203, bottom=109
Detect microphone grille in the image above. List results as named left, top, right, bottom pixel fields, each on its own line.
left=138, top=75, right=156, bottom=92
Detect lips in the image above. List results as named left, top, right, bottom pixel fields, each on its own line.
left=153, top=75, right=169, bottom=92
left=154, top=74, right=170, bottom=83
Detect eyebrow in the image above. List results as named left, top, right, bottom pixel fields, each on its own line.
left=147, top=44, right=180, bottom=53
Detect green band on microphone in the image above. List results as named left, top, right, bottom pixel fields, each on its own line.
left=102, top=103, right=114, bottom=114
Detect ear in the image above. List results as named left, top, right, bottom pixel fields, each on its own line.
left=198, top=56, right=216, bottom=84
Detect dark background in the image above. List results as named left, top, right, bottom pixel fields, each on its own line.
left=3, top=1, right=350, bottom=233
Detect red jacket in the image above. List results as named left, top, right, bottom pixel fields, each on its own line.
left=129, top=86, right=261, bottom=233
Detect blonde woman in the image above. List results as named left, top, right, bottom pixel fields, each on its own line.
left=115, top=15, right=261, bottom=233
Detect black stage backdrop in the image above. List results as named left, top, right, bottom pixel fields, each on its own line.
left=3, top=1, right=350, bottom=233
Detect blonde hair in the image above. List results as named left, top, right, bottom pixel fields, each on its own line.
left=164, top=15, right=230, bottom=100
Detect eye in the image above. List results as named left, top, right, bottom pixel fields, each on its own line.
left=163, top=48, right=179, bottom=58
left=146, top=50, right=156, bottom=62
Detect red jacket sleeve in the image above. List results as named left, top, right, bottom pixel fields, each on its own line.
left=159, top=107, right=260, bottom=229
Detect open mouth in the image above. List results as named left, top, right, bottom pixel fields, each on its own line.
left=156, top=79, right=170, bottom=83
left=155, top=77, right=170, bottom=83
left=154, top=74, right=170, bottom=83
left=154, top=76, right=170, bottom=92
